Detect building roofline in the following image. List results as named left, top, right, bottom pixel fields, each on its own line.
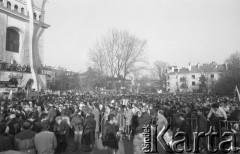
left=0, top=6, right=50, bottom=28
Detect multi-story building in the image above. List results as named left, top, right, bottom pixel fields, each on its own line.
left=166, top=62, right=228, bottom=92
left=0, top=0, right=49, bottom=92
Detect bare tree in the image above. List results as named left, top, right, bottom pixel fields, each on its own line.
left=199, top=63, right=218, bottom=92
left=225, top=51, right=240, bottom=85
left=214, top=52, right=240, bottom=94
left=89, top=29, right=147, bottom=80
left=151, top=61, right=168, bottom=90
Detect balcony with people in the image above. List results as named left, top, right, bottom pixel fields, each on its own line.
left=0, top=61, right=31, bottom=73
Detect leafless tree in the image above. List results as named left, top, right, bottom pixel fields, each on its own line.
left=199, top=63, right=218, bottom=92
left=89, top=29, right=147, bottom=80
left=151, top=61, right=168, bottom=90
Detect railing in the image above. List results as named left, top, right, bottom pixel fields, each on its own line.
left=0, top=62, right=31, bottom=73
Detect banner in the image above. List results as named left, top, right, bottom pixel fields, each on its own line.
left=235, top=86, right=240, bottom=102
left=0, top=88, right=18, bottom=93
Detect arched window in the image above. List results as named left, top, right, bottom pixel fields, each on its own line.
left=21, top=8, right=24, bottom=14
left=6, top=28, right=20, bottom=53
left=7, top=1, right=11, bottom=9
left=14, top=5, right=18, bottom=11
left=33, top=13, right=37, bottom=20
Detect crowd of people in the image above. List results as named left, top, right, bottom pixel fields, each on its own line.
left=0, top=92, right=239, bottom=154
left=0, top=61, right=31, bottom=73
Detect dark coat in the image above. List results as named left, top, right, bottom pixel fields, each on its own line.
left=15, top=130, right=37, bottom=154
left=135, top=112, right=151, bottom=134
left=197, top=114, right=208, bottom=133
left=83, top=114, right=96, bottom=145
left=0, top=133, right=14, bottom=152
left=102, top=122, right=119, bottom=149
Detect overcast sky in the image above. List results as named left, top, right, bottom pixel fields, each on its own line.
left=44, top=0, right=240, bottom=72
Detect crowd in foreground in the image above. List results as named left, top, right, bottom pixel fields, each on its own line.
left=0, top=92, right=239, bottom=154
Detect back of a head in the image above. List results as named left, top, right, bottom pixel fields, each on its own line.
left=108, top=114, right=114, bottom=121
left=211, top=103, right=219, bottom=109
left=41, top=120, right=49, bottom=130
left=23, top=120, right=31, bottom=130
left=0, top=122, right=6, bottom=134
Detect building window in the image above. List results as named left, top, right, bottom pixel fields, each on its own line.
left=14, top=5, right=18, bottom=11
left=33, top=13, right=37, bottom=20
left=7, top=1, right=11, bottom=9
left=0, top=0, right=3, bottom=6
left=39, top=15, right=41, bottom=20
left=6, top=28, right=20, bottom=53
left=192, top=82, right=195, bottom=86
left=192, top=75, right=195, bottom=79
left=21, top=8, right=24, bottom=14
left=167, top=82, right=169, bottom=86
left=211, top=74, right=214, bottom=79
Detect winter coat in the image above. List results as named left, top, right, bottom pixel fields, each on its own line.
left=15, top=130, right=37, bottom=154
left=92, top=108, right=100, bottom=132
left=102, top=121, right=119, bottom=150
left=135, top=112, right=151, bottom=134
left=71, top=115, right=84, bottom=131
left=0, top=133, right=14, bottom=152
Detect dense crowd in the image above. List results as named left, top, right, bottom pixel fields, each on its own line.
left=0, top=92, right=239, bottom=154
left=0, top=61, right=31, bottom=73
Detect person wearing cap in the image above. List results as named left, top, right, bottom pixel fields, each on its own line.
left=15, top=120, right=37, bottom=154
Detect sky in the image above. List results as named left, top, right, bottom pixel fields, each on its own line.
left=44, top=0, right=240, bottom=72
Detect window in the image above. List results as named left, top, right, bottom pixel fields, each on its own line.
left=6, top=28, right=20, bottom=53
left=180, top=77, right=186, bottom=82
left=211, top=74, right=214, bottom=79
left=33, top=13, right=37, bottom=20
left=21, top=8, right=24, bottom=14
left=0, top=0, right=3, bottom=6
left=167, top=82, right=169, bottom=86
left=7, top=1, right=11, bottom=9
left=192, top=75, right=195, bottom=79
left=14, top=5, right=18, bottom=11
left=192, top=82, right=195, bottom=86
left=39, top=15, right=41, bottom=20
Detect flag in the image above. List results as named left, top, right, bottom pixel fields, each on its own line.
left=8, top=89, right=13, bottom=100
left=235, top=86, right=240, bottom=102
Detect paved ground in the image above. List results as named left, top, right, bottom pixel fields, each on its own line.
left=61, top=136, right=133, bottom=154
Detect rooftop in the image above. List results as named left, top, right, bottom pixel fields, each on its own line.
left=167, top=63, right=227, bottom=75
